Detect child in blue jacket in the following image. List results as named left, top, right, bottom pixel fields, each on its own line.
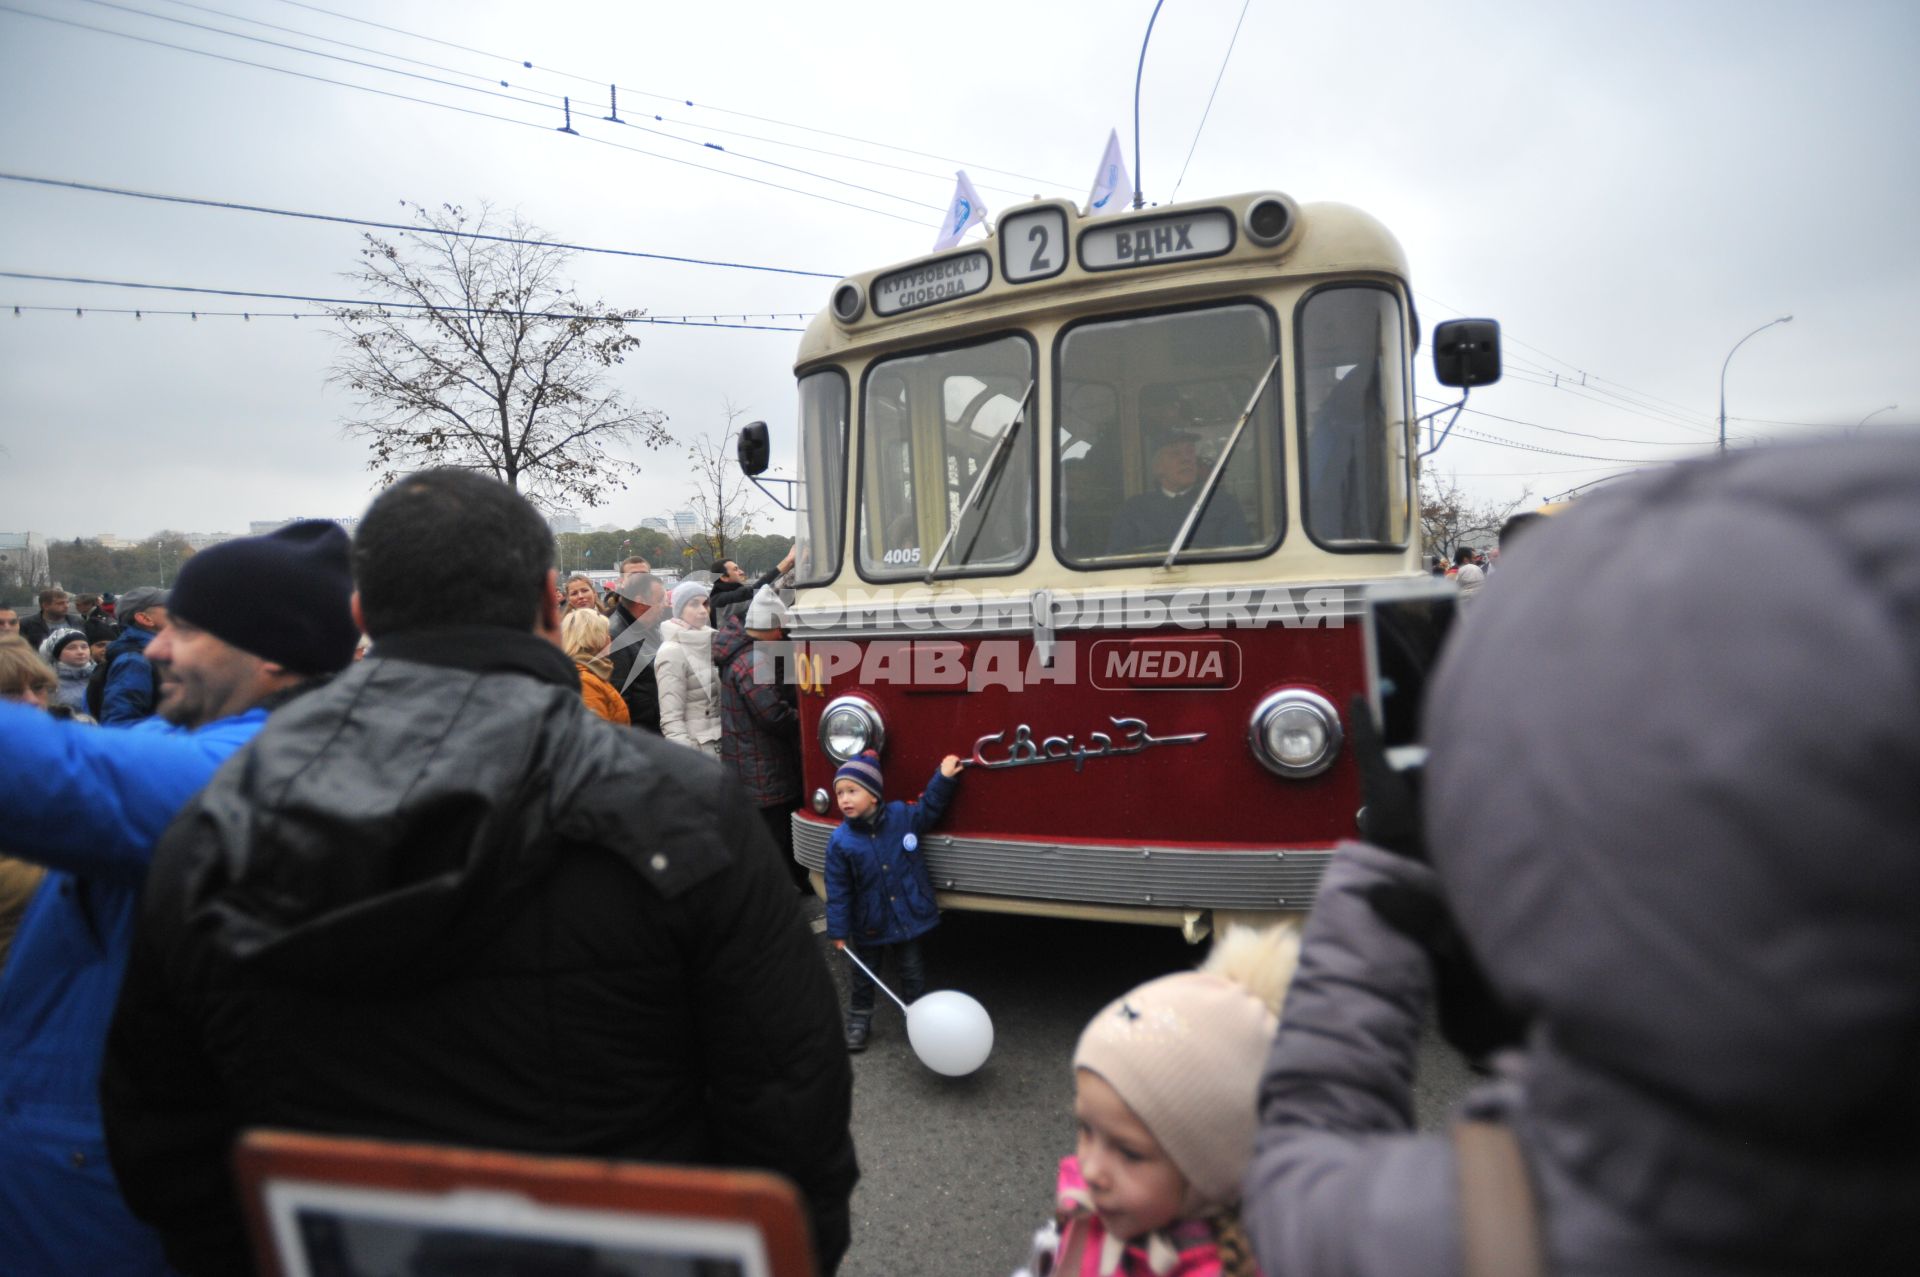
left=825, top=749, right=962, bottom=1052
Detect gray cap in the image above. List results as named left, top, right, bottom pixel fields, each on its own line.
left=117, top=586, right=170, bottom=619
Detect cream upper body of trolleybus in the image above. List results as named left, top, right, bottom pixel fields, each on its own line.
left=739, top=190, right=1501, bottom=939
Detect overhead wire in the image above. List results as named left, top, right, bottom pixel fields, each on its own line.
left=6, top=302, right=803, bottom=329
left=1415, top=394, right=1710, bottom=449
left=0, top=4, right=928, bottom=225
left=1500, top=368, right=1762, bottom=440
left=146, top=0, right=1039, bottom=200
left=1, top=271, right=809, bottom=330
left=66, top=0, right=943, bottom=212
left=1415, top=287, right=1733, bottom=432
left=1170, top=0, right=1253, bottom=202
left=1439, top=465, right=1645, bottom=478
left=1502, top=366, right=1716, bottom=432
left=1448, top=426, right=1672, bottom=465
left=263, top=0, right=1072, bottom=189
left=0, top=173, right=844, bottom=279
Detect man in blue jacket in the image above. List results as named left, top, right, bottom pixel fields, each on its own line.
left=96, top=586, right=170, bottom=725
left=0, top=520, right=357, bottom=1276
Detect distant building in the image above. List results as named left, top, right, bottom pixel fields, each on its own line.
left=0, top=532, right=51, bottom=592
left=672, top=510, right=700, bottom=540
left=639, top=517, right=672, bottom=535
left=546, top=510, right=584, bottom=535
left=92, top=533, right=135, bottom=550
left=183, top=532, right=240, bottom=550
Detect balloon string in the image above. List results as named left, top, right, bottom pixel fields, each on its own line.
left=838, top=945, right=911, bottom=1012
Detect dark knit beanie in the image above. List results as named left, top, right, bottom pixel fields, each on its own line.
left=168, top=520, right=359, bottom=674
left=835, top=750, right=884, bottom=801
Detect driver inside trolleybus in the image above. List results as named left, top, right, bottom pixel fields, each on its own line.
left=1104, top=426, right=1251, bottom=556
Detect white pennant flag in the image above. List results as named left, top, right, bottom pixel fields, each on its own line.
left=1083, top=128, right=1131, bottom=217
left=932, top=170, right=988, bottom=252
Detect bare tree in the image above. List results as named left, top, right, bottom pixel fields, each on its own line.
left=330, top=202, right=671, bottom=510
left=1420, top=473, right=1532, bottom=562
left=682, top=402, right=773, bottom=566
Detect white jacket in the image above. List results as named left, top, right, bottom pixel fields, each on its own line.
left=656, top=618, right=721, bottom=757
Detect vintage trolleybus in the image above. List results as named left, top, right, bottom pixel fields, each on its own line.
left=743, top=191, right=1500, bottom=938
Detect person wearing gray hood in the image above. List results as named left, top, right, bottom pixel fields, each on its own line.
left=1244, top=439, right=1920, bottom=1276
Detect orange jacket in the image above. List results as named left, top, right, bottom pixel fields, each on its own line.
left=577, top=665, right=631, bottom=724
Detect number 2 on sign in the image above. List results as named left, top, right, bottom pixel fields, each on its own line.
left=1028, top=224, right=1051, bottom=273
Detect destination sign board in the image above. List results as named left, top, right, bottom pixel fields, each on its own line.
left=1000, top=206, right=1070, bottom=284
left=1078, top=209, right=1234, bottom=272
left=872, top=251, right=993, bottom=317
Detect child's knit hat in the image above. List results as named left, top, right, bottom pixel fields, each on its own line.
left=834, top=750, right=884, bottom=801
left=1072, top=923, right=1301, bottom=1211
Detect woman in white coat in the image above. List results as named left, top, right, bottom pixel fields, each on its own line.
left=656, top=580, right=721, bottom=757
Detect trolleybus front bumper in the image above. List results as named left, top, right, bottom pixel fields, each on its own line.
left=792, top=812, right=1328, bottom=925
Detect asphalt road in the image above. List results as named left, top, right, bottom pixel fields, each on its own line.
left=812, top=907, right=1474, bottom=1277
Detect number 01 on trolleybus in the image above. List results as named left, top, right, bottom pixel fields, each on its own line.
left=739, top=191, right=1502, bottom=938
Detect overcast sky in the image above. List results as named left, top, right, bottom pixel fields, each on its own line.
left=2, top=0, right=1915, bottom=541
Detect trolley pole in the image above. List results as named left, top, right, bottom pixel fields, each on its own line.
left=1133, top=0, right=1167, bottom=210
left=1718, top=314, right=1792, bottom=453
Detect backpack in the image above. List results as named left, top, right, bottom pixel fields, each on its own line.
left=86, top=643, right=160, bottom=720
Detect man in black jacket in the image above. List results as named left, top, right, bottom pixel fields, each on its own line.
left=608, top=569, right=665, bottom=732
left=707, top=544, right=795, bottom=614
left=102, top=469, right=859, bottom=1276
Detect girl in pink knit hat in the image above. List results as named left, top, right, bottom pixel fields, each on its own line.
left=1031, top=924, right=1300, bottom=1277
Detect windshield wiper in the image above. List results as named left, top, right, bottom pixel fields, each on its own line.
left=1163, top=354, right=1280, bottom=569
left=923, top=379, right=1036, bottom=583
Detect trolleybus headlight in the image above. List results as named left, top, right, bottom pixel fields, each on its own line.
left=830, top=281, right=866, bottom=324
left=1248, top=689, right=1342, bottom=778
left=1244, top=195, right=1296, bottom=248
left=820, top=695, right=885, bottom=763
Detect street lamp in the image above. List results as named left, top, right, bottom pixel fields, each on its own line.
left=1855, top=403, right=1897, bottom=434
left=1718, top=314, right=1792, bottom=453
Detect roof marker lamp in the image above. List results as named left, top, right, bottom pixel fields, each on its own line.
left=1249, top=689, right=1342, bottom=778
left=820, top=695, right=886, bottom=763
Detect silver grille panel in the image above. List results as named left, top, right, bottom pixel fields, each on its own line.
left=792, top=816, right=1330, bottom=910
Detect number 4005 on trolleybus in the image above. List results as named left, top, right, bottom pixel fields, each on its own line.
left=738, top=189, right=1502, bottom=939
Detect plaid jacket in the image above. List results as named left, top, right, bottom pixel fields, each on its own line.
left=714, top=617, right=801, bottom=806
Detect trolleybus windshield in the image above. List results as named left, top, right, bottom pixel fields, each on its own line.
left=857, top=334, right=1035, bottom=580
left=1055, top=303, right=1283, bottom=567
left=793, top=370, right=848, bottom=586
left=1298, top=286, right=1411, bottom=550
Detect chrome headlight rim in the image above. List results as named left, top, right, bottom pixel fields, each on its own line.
left=1247, top=688, right=1343, bottom=778
left=819, top=694, right=885, bottom=763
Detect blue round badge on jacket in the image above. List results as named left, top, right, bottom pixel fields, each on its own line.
left=903, top=833, right=918, bottom=852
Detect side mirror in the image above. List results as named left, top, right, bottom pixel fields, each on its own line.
left=737, top=421, right=770, bottom=476
left=1433, top=319, right=1502, bottom=388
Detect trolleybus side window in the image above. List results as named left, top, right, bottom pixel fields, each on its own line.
left=857, top=334, right=1036, bottom=580
left=793, top=369, right=849, bottom=586
left=1297, top=286, right=1412, bottom=551
left=1055, top=303, right=1282, bottom=568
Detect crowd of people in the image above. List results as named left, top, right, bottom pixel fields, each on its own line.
left=2, top=440, right=1916, bottom=1277
left=0, top=477, right=849, bottom=1276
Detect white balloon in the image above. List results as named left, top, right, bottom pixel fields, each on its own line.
left=905, top=990, right=995, bottom=1076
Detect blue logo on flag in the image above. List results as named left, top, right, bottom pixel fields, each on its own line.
left=950, top=200, right=972, bottom=234
left=1092, top=165, right=1118, bottom=210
